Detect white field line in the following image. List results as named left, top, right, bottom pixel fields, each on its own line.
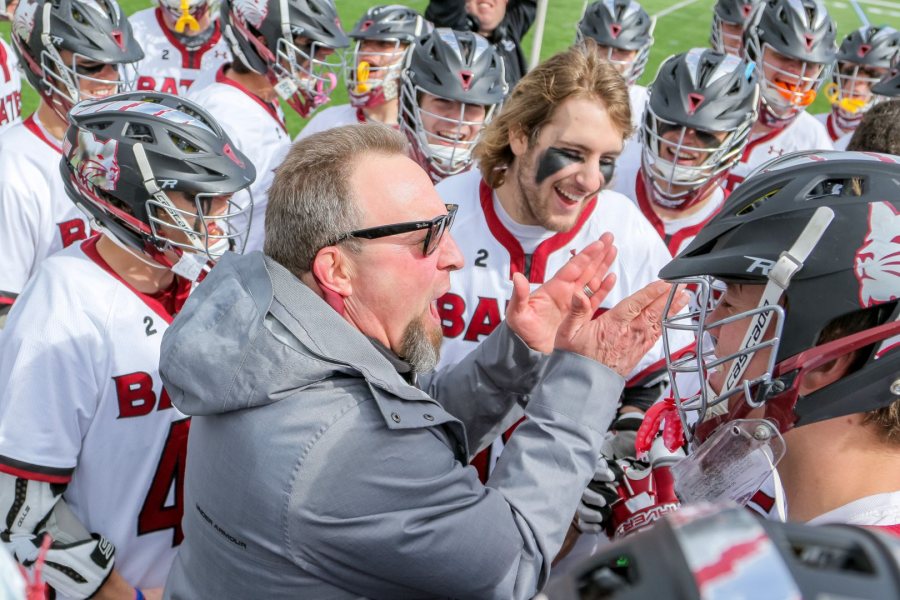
left=653, top=0, right=704, bottom=20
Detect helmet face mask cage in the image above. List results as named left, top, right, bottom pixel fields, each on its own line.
left=639, top=48, right=758, bottom=209
left=754, top=44, right=827, bottom=124
left=39, top=49, right=138, bottom=116
left=62, top=94, right=257, bottom=278
left=158, top=0, right=211, bottom=29
left=600, top=42, right=650, bottom=87
left=346, top=38, right=408, bottom=108
left=709, top=0, right=760, bottom=55
left=710, top=14, right=744, bottom=56
left=575, top=0, right=654, bottom=87
left=271, top=36, right=342, bottom=115
left=223, top=0, right=348, bottom=118
left=641, top=112, right=749, bottom=208
left=399, top=80, right=497, bottom=182
left=146, top=190, right=251, bottom=261
left=829, top=62, right=887, bottom=126
left=662, top=276, right=786, bottom=445
left=12, top=0, right=144, bottom=122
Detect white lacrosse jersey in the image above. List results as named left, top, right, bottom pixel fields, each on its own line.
left=725, top=112, right=834, bottom=192
left=834, top=130, right=852, bottom=151
left=629, top=84, right=648, bottom=132
left=0, top=37, right=22, bottom=133
left=629, top=169, right=726, bottom=257
left=0, top=237, right=191, bottom=595
left=188, top=65, right=291, bottom=253
left=296, top=103, right=366, bottom=140
left=813, top=110, right=852, bottom=144
left=435, top=168, right=682, bottom=382
left=0, top=113, right=91, bottom=298
left=130, top=7, right=230, bottom=96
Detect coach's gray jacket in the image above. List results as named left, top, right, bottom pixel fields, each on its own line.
left=160, top=252, right=624, bottom=600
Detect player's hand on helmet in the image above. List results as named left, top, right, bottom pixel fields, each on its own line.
left=506, top=234, right=617, bottom=353
left=556, top=280, right=689, bottom=377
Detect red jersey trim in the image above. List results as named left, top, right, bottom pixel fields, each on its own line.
left=739, top=126, right=783, bottom=164
left=635, top=169, right=723, bottom=257
left=215, top=65, right=287, bottom=133
left=154, top=7, right=223, bottom=70
left=825, top=112, right=843, bottom=143
left=478, top=179, right=597, bottom=284
left=0, top=456, right=73, bottom=484
left=80, top=236, right=190, bottom=324
left=23, top=114, right=62, bottom=154
left=870, top=524, right=900, bottom=537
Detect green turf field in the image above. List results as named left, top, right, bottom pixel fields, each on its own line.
left=2, top=0, right=898, bottom=136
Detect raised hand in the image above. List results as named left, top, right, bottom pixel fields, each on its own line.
left=557, top=280, right=689, bottom=377
left=505, top=233, right=617, bottom=353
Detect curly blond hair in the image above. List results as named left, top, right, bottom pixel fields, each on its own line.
left=475, top=40, right=633, bottom=188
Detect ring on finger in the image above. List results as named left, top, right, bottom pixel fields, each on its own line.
left=583, top=284, right=594, bottom=299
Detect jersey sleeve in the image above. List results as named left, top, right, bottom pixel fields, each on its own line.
left=0, top=268, right=107, bottom=480
left=0, top=172, right=42, bottom=296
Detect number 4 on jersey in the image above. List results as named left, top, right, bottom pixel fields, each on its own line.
left=138, top=418, right=189, bottom=545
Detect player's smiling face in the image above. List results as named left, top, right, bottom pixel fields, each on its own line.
left=61, top=50, right=122, bottom=100
left=507, top=95, right=624, bottom=232
left=358, top=39, right=408, bottom=70
left=419, top=93, right=486, bottom=147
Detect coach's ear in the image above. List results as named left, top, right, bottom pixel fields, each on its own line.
left=509, top=125, right=529, bottom=157
left=305, top=245, right=354, bottom=315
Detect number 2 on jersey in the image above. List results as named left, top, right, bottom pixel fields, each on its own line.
left=138, top=418, right=189, bottom=545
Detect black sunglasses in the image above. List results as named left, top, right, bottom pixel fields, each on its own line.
left=73, top=61, right=109, bottom=76
left=335, top=204, right=458, bottom=256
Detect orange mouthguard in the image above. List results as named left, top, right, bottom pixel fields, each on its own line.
left=775, top=81, right=816, bottom=107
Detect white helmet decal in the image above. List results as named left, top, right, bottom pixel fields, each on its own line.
left=855, top=200, right=900, bottom=308
left=233, top=0, right=267, bottom=29
left=13, top=0, right=38, bottom=41
left=70, top=130, right=121, bottom=192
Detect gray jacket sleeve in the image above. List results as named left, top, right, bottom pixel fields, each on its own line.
left=418, top=321, right=546, bottom=456
left=286, top=350, right=623, bottom=599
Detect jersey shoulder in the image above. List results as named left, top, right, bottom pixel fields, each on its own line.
left=792, top=112, right=834, bottom=149
left=128, top=6, right=159, bottom=30
left=11, top=242, right=120, bottom=325
left=0, top=120, right=57, bottom=174
left=435, top=169, right=485, bottom=224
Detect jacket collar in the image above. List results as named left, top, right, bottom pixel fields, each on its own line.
left=263, top=255, right=434, bottom=405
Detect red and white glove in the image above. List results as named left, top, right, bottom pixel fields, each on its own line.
left=606, top=436, right=685, bottom=539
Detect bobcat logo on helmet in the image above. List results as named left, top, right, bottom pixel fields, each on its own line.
left=854, top=201, right=900, bottom=308
left=70, top=130, right=121, bottom=192
left=13, top=0, right=39, bottom=41
left=232, top=0, right=268, bottom=29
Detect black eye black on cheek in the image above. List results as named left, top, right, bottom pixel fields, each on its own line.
left=535, top=148, right=581, bottom=184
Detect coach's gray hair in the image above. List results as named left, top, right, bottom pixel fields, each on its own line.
left=264, top=124, right=409, bottom=275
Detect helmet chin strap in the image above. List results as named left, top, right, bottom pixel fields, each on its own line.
left=133, top=142, right=214, bottom=281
